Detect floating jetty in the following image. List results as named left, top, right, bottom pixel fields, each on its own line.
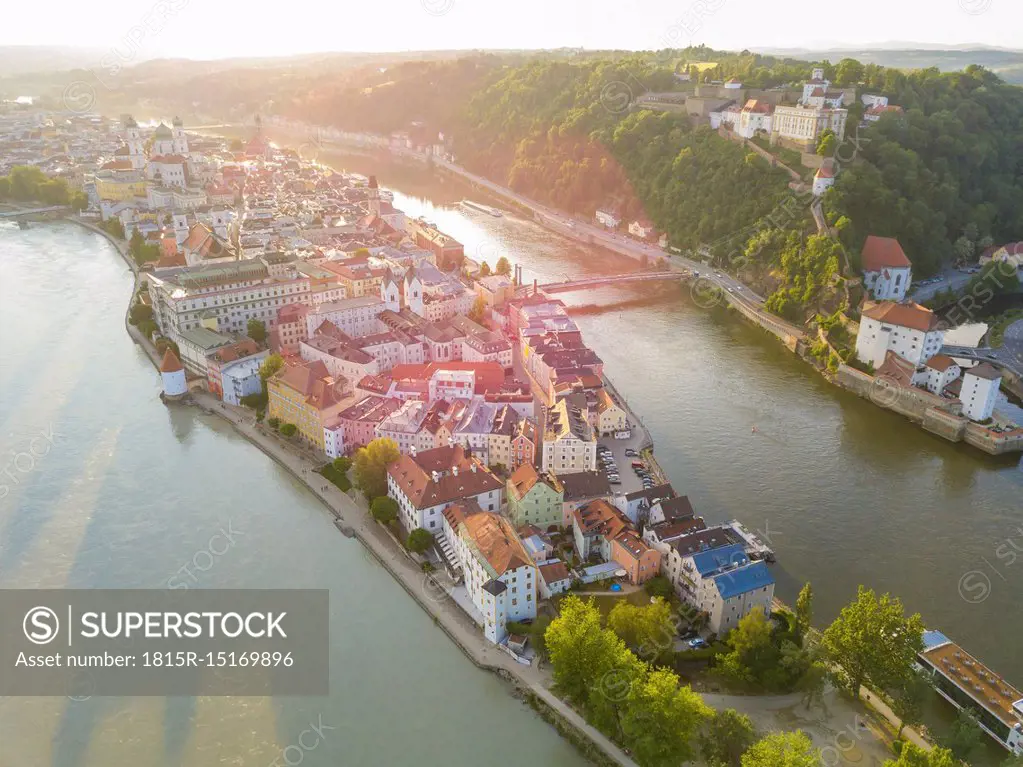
left=460, top=199, right=502, bottom=217
left=727, top=520, right=776, bottom=563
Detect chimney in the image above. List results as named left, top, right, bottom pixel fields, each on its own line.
left=471, top=463, right=477, bottom=473
left=431, top=470, right=440, bottom=483
left=453, top=465, right=459, bottom=477
left=533, top=278, right=538, bottom=296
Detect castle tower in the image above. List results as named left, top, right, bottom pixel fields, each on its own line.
left=367, top=175, right=381, bottom=216
left=172, top=116, right=189, bottom=155
left=160, top=349, right=187, bottom=400
left=152, top=122, right=175, bottom=156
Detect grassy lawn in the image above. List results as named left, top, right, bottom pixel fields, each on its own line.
left=318, top=463, right=351, bottom=491
left=552, top=589, right=652, bottom=619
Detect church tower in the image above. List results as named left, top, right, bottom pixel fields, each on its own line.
left=404, top=267, right=424, bottom=317
left=172, top=116, right=189, bottom=155
left=160, top=349, right=187, bottom=401
left=380, top=270, right=400, bottom=312
left=367, top=175, right=381, bottom=216
left=124, top=116, right=146, bottom=170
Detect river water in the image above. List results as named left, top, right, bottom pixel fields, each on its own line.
left=0, top=220, right=588, bottom=766
left=321, top=152, right=1023, bottom=688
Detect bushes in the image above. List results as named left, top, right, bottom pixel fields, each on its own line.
left=279, top=423, right=297, bottom=437
left=407, top=528, right=433, bottom=554
left=320, top=462, right=352, bottom=492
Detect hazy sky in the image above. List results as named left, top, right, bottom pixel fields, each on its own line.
left=4, top=0, right=1019, bottom=60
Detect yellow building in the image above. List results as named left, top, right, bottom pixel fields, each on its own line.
left=267, top=360, right=350, bottom=451
left=95, top=170, right=147, bottom=201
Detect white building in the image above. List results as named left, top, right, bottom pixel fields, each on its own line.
left=304, top=296, right=387, bottom=339
left=736, top=99, right=773, bottom=139
left=855, top=301, right=944, bottom=369
left=541, top=397, right=597, bottom=475
left=771, top=105, right=847, bottom=148
left=376, top=400, right=428, bottom=455
left=861, top=235, right=913, bottom=301
left=595, top=208, right=621, bottom=229
left=861, top=94, right=889, bottom=109
left=664, top=541, right=775, bottom=635
left=961, top=364, right=1002, bottom=422
left=442, top=504, right=537, bottom=644
left=919, top=354, right=961, bottom=395
left=812, top=166, right=835, bottom=197
left=221, top=356, right=265, bottom=406
left=387, top=444, right=504, bottom=537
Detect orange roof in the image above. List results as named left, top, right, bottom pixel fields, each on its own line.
left=815, top=166, right=835, bottom=179
left=387, top=444, right=503, bottom=509
left=273, top=360, right=345, bottom=410
left=861, top=235, right=911, bottom=271
left=462, top=512, right=533, bottom=575
left=160, top=349, right=183, bottom=373
left=925, top=354, right=958, bottom=373
left=862, top=301, right=939, bottom=333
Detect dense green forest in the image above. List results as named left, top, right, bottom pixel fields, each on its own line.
left=823, top=64, right=1023, bottom=276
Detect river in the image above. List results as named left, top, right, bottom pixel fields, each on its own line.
left=319, top=151, right=1023, bottom=691
left=0, top=220, right=589, bottom=766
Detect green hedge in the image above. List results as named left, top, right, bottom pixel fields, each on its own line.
left=320, top=463, right=351, bottom=491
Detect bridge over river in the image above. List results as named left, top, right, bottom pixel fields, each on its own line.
left=518, top=270, right=680, bottom=295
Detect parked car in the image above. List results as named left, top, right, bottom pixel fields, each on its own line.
left=624, top=448, right=638, bottom=457
left=687, top=637, right=708, bottom=649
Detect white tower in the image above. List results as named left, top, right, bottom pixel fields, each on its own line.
left=172, top=116, right=189, bottom=155
left=124, top=116, right=146, bottom=170
left=367, top=175, right=381, bottom=216
left=160, top=349, right=187, bottom=400
left=381, top=270, right=400, bottom=312
left=404, top=268, right=424, bottom=316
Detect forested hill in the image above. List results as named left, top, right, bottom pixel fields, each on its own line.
left=823, top=64, right=1023, bottom=275
left=20, top=45, right=1023, bottom=319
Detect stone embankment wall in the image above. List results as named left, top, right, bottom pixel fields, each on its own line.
left=836, top=364, right=1021, bottom=454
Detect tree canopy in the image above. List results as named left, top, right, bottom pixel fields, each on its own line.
left=741, top=731, right=820, bottom=767
left=352, top=437, right=400, bottom=500
left=821, top=586, right=924, bottom=697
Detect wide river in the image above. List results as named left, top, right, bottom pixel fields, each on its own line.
left=0, top=220, right=588, bottom=765
left=321, top=150, right=1023, bottom=684
left=3, top=150, right=1022, bottom=765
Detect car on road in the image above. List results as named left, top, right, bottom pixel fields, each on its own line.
left=687, top=637, right=708, bottom=650
left=608, top=478, right=621, bottom=485
left=624, top=448, right=638, bottom=457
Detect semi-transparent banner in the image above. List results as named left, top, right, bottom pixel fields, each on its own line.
left=0, top=589, right=328, bottom=696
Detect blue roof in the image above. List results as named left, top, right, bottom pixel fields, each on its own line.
left=922, top=629, right=952, bottom=650
left=690, top=543, right=748, bottom=576
left=713, top=561, right=775, bottom=599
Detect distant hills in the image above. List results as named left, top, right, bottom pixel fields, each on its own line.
left=756, top=46, right=1023, bottom=84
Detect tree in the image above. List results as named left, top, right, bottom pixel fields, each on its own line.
left=370, top=496, right=399, bottom=525
left=816, top=131, right=837, bottom=157
left=700, top=709, right=757, bottom=767
left=883, top=742, right=958, bottom=767
left=821, top=586, right=924, bottom=697
left=478, top=261, right=492, bottom=277
left=608, top=598, right=675, bottom=664
left=741, top=731, right=820, bottom=767
left=247, top=319, right=267, bottom=344
left=1003, top=757, right=1023, bottom=767
left=468, top=294, right=487, bottom=323
left=644, top=575, right=674, bottom=600
left=621, top=668, right=711, bottom=767
left=279, top=423, right=297, bottom=437
left=716, top=607, right=776, bottom=686
left=406, top=528, right=433, bottom=554
left=267, top=417, right=281, bottom=429
left=545, top=595, right=628, bottom=706
left=795, top=582, right=814, bottom=639
left=495, top=256, right=512, bottom=276
left=835, top=58, right=865, bottom=87
left=259, top=353, right=284, bottom=385
left=938, top=710, right=984, bottom=763
left=332, top=456, right=352, bottom=473
left=352, top=437, right=400, bottom=500
left=70, top=191, right=88, bottom=212
left=889, top=674, right=932, bottom=738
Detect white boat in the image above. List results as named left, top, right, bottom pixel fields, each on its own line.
left=460, top=199, right=502, bottom=217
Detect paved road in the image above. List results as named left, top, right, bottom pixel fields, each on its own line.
left=909, top=269, right=973, bottom=302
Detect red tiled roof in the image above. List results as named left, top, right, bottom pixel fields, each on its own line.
left=863, top=301, right=939, bottom=333
left=861, top=235, right=911, bottom=271
left=160, top=349, right=183, bottom=373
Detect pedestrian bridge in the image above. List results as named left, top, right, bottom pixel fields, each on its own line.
left=0, top=206, right=70, bottom=218
left=521, top=271, right=679, bottom=295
